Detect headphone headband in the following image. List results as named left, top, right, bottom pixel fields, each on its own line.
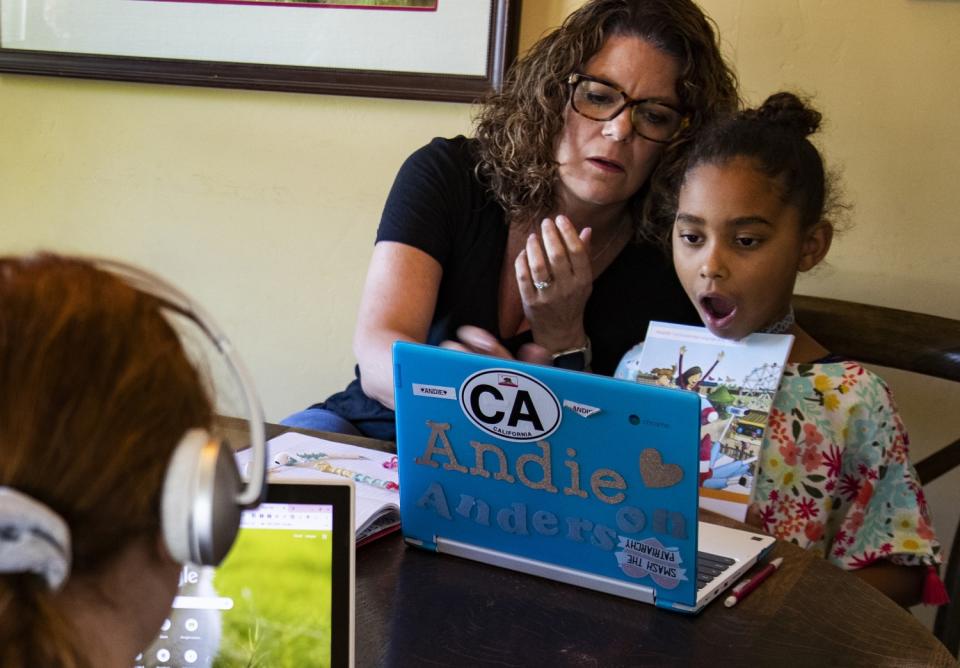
left=92, top=258, right=267, bottom=509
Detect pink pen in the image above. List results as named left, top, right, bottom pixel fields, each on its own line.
left=724, top=557, right=783, bottom=608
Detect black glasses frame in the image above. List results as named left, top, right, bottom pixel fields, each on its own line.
left=567, top=73, right=689, bottom=144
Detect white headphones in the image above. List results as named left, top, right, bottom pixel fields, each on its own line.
left=96, top=259, right=267, bottom=567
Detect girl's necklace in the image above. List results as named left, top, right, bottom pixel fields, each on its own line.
left=761, top=306, right=796, bottom=334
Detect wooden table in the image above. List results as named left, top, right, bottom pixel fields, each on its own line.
left=219, top=418, right=957, bottom=667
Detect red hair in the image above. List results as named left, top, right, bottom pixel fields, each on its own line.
left=0, top=254, right=212, bottom=667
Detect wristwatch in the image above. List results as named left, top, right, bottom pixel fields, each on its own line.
left=551, top=338, right=592, bottom=372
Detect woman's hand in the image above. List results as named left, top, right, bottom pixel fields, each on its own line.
left=441, top=325, right=551, bottom=365
left=515, top=215, right=593, bottom=353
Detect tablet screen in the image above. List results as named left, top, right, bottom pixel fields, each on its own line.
left=137, top=483, right=353, bottom=668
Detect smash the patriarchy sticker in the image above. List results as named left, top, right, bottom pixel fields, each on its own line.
left=615, top=536, right=688, bottom=589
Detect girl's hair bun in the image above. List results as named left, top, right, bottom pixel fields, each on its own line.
left=752, top=92, right=821, bottom=137
left=676, top=88, right=844, bottom=240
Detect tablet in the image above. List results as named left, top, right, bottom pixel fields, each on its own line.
left=137, top=479, right=355, bottom=668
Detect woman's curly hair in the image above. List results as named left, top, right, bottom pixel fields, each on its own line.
left=474, top=0, right=738, bottom=239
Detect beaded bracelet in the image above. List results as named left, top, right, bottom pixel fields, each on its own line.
left=278, top=451, right=399, bottom=492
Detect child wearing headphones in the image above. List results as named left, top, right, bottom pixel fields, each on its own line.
left=615, top=93, right=946, bottom=607
left=0, top=254, right=259, bottom=667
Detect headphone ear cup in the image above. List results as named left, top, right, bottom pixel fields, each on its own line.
left=202, top=438, right=242, bottom=565
left=161, top=429, right=242, bottom=566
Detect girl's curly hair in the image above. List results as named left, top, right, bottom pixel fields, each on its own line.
left=474, top=0, right=738, bottom=239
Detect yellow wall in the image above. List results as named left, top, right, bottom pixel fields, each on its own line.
left=1, top=1, right=958, bottom=423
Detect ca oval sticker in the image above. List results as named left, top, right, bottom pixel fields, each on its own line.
left=460, top=369, right=561, bottom=443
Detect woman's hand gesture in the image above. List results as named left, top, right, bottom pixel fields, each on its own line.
left=515, top=215, right=593, bottom=353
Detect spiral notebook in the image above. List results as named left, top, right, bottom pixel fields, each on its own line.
left=235, top=431, right=400, bottom=546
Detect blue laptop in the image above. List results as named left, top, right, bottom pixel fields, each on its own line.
left=392, top=342, right=775, bottom=614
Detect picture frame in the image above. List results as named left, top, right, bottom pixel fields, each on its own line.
left=0, top=0, right=521, bottom=103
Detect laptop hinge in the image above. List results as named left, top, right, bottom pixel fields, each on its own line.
left=656, top=598, right=697, bottom=614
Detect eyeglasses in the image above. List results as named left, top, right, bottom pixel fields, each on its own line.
left=567, top=73, right=688, bottom=144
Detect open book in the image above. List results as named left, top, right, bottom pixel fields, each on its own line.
left=627, top=322, right=793, bottom=521
left=235, top=431, right=400, bottom=546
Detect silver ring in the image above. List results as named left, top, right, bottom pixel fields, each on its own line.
left=533, top=280, right=551, bottom=291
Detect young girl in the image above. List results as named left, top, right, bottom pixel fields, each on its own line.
left=615, top=93, right=946, bottom=607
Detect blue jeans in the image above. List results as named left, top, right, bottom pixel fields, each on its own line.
left=279, top=407, right=363, bottom=436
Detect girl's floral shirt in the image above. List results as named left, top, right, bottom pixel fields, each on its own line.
left=755, top=359, right=941, bottom=570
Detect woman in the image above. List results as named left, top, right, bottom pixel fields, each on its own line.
left=0, top=255, right=221, bottom=667
left=286, top=0, right=738, bottom=440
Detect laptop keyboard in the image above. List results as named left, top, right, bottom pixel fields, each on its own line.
left=696, top=552, right=736, bottom=590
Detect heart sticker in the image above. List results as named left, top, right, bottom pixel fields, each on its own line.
left=639, top=448, right=683, bottom=488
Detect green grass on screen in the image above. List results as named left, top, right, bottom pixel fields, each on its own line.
left=212, top=528, right=333, bottom=667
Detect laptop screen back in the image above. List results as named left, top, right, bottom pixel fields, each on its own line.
left=394, top=342, right=702, bottom=607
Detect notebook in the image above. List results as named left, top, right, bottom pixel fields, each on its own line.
left=392, top=342, right=775, bottom=614
left=137, top=479, right=355, bottom=667
left=236, top=431, right=400, bottom=547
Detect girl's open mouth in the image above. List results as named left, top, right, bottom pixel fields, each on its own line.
left=700, top=295, right=737, bottom=328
